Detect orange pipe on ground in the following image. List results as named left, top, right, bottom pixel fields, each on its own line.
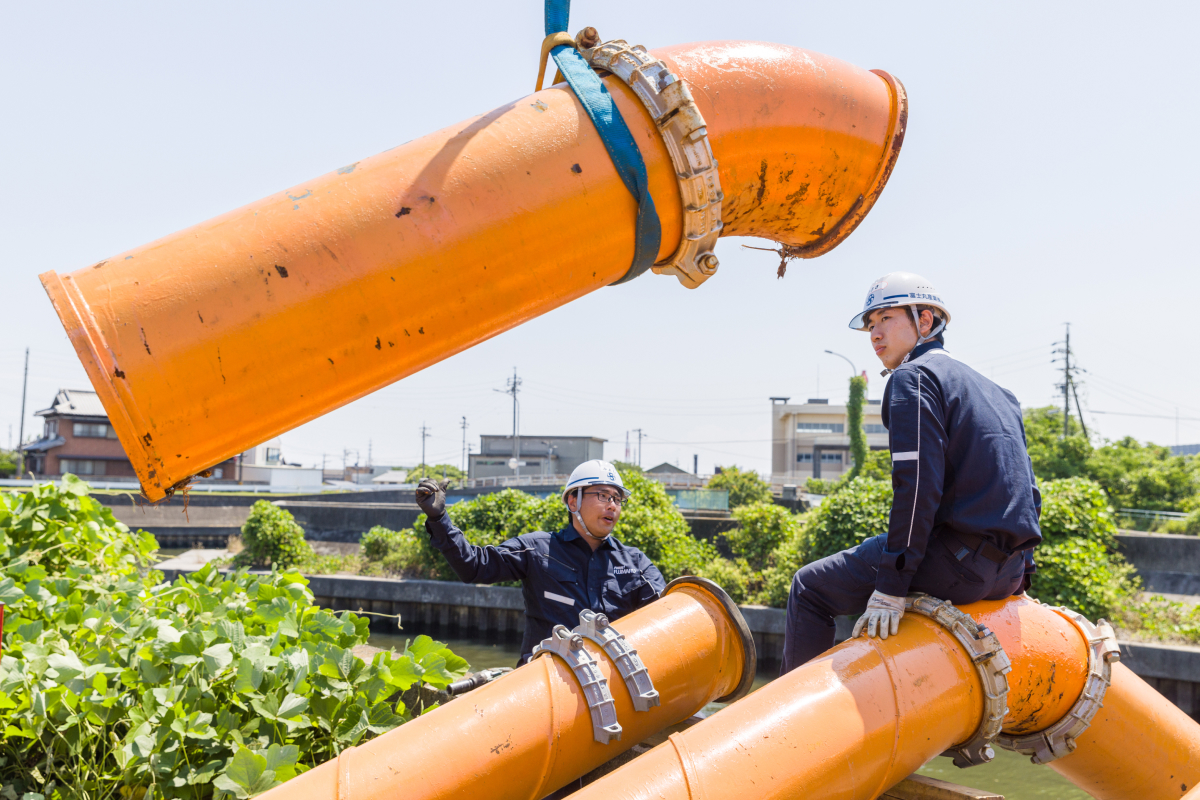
left=567, top=595, right=1200, bottom=800
left=38, top=41, right=905, bottom=501
left=256, top=579, right=752, bottom=800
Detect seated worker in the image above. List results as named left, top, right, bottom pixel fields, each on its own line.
left=782, top=272, right=1042, bottom=673
left=415, top=459, right=666, bottom=665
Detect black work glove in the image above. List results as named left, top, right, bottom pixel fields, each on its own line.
left=415, top=478, right=446, bottom=521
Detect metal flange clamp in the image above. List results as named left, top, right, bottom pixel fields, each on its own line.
left=532, top=624, right=623, bottom=744
left=575, top=609, right=661, bottom=712
left=998, top=605, right=1121, bottom=764
left=580, top=39, right=724, bottom=288
left=905, top=594, right=1013, bottom=768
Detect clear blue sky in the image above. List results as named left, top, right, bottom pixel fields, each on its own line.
left=2, top=2, right=1198, bottom=475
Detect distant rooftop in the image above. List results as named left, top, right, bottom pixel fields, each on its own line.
left=35, top=389, right=107, bottom=418
left=1171, top=444, right=1200, bottom=456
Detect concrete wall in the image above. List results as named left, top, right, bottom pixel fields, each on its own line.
left=1116, top=531, right=1200, bottom=595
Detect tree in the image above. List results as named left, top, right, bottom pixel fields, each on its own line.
left=709, top=465, right=772, bottom=509
left=846, top=375, right=868, bottom=480
left=1023, top=406, right=1091, bottom=480
left=0, top=449, right=17, bottom=478
left=406, top=463, right=467, bottom=487
left=1085, top=438, right=1197, bottom=512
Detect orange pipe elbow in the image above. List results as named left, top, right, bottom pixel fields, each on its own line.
left=569, top=595, right=1200, bottom=800
left=38, top=41, right=905, bottom=501
left=256, top=579, right=753, bottom=800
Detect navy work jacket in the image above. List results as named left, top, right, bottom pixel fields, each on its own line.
left=425, top=514, right=666, bottom=663
left=878, top=340, right=1043, bottom=597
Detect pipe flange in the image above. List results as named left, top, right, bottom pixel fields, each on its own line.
left=532, top=624, right=623, bottom=744
left=575, top=609, right=661, bottom=712
left=905, top=594, right=1012, bottom=768
left=997, top=604, right=1121, bottom=764
left=663, top=576, right=757, bottom=704
left=581, top=39, right=724, bottom=289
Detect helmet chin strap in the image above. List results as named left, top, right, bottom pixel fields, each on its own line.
left=880, top=307, right=946, bottom=377
left=572, top=487, right=605, bottom=541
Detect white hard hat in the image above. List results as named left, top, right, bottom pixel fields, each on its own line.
left=848, top=271, right=951, bottom=332
left=562, top=460, right=629, bottom=503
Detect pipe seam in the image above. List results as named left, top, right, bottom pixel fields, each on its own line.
left=998, top=603, right=1121, bottom=764
left=905, top=594, right=1012, bottom=767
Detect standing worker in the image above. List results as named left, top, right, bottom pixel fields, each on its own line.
left=782, top=272, right=1042, bottom=673
left=415, top=460, right=666, bottom=665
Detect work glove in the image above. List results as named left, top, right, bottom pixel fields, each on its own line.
left=852, top=590, right=906, bottom=640
left=415, top=478, right=446, bottom=521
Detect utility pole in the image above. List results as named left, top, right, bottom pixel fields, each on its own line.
left=1053, top=323, right=1089, bottom=441
left=625, top=431, right=630, bottom=462
left=420, top=423, right=431, bottom=477
left=495, top=368, right=522, bottom=476
left=461, top=416, right=469, bottom=475
left=367, top=439, right=372, bottom=468
left=693, top=454, right=698, bottom=475
left=632, top=428, right=645, bottom=467
left=17, top=347, right=29, bottom=477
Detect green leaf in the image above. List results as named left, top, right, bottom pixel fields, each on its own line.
left=202, top=642, right=234, bottom=676
left=277, top=692, right=308, bottom=720
left=234, top=657, right=264, bottom=694
left=0, top=577, right=23, bottom=604
left=387, top=655, right=424, bottom=690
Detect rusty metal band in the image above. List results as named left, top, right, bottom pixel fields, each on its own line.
left=997, top=604, right=1121, bottom=764
left=905, top=594, right=1013, bottom=768
left=582, top=39, right=724, bottom=289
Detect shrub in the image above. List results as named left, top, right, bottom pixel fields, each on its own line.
left=0, top=479, right=467, bottom=798
left=753, top=525, right=810, bottom=608
left=234, top=501, right=313, bottom=569
left=708, top=466, right=772, bottom=510
left=695, top=556, right=755, bottom=604
left=804, top=478, right=893, bottom=562
left=724, top=501, right=803, bottom=570
left=1027, top=478, right=1139, bottom=619
left=1117, top=595, right=1200, bottom=645
left=610, top=472, right=718, bottom=579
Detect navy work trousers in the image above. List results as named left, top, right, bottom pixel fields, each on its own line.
left=782, top=534, right=1026, bottom=674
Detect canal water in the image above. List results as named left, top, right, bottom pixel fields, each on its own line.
left=370, top=627, right=1091, bottom=800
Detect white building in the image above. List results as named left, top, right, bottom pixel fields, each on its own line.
left=770, top=397, right=889, bottom=490
left=239, top=437, right=322, bottom=487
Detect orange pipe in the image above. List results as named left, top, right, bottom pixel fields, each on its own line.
left=1048, top=663, right=1200, bottom=799
left=567, top=596, right=1200, bottom=800
left=256, top=579, right=753, bottom=800
left=38, top=41, right=905, bottom=501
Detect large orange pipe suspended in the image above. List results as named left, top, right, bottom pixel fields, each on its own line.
left=256, top=578, right=753, bottom=800
left=38, top=40, right=905, bottom=501
left=567, top=595, right=1200, bottom=800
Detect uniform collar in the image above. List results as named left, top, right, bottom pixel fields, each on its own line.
left=909, top=339, right=945, bottom=361
left=556, top=522, right=617, bottom=551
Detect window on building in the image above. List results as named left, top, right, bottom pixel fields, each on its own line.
left=265, top=447, right=281, bottom=465
left=820, top=453, right=843, bottom=463
left=45, top=420, right=58, bottom=437
left=59, top=459, right=107, bottom=476
left=864, top=424, right=887, bottom=434
left=73, top=422, right=118, bottom=439
left=796, top=453, right=813, bottom=463
left=796, top=422, right=844, bottom=433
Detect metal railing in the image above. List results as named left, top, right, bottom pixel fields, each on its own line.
left=1118, top=508, right=1189, bottom=521
left=465, top=474, right=570, bottom=489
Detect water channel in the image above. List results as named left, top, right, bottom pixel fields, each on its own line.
left=370, top=627, right=1092, bottom=800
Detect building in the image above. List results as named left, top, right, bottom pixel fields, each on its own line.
left=238, top=437, right=322, bottom=487
left=645, top=462, right=706, bottom=489
left=20, top=389, right=136, bottom=479
left=468, top=435, right=605, bottom=482
left=1172, top=445, right=1200, bottom=457
left=770, top=397, right=889, bottom=489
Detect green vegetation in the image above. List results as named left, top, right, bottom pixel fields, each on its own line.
left=0, top=449, right=19, bottom=478
left=233, top=501, right=314, bottom=569
left=0, top=477, right=467, bottom=798
left=404, top=463, right=466, bottom=488
left=1023, top=405, right=1200, bottom=522
left=846, top=376, right=869, bottom=481
left=707, top=465, right=772, bottom=509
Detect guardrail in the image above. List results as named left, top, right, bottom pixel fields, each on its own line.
left=1120, top=508, right=1189, bottom=520
left=465, top=474, right=571, bottom=488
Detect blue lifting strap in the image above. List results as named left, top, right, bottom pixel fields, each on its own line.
left=544, top=0, right=661, bottom=284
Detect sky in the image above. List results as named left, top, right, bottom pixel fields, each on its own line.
left=2, top=2, right=1198, bottom=477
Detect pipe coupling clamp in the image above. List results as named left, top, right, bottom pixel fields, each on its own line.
left=532, top=624, right=623, bottom=744
left=997, top=604, right=1120, bottom=764
left=905, top=594, right=1012, bottom=768
left=581, top=39, right=724, bottom=288
left=575, top=609, right=661, bottom=712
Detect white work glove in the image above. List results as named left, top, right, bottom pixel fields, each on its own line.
left=852, top=590, right=906, bottom=640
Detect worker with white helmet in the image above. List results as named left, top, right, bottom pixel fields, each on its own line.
left=416, top=460, right=665, bottom=664
left=782, top=272, right=1043, bottom=672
